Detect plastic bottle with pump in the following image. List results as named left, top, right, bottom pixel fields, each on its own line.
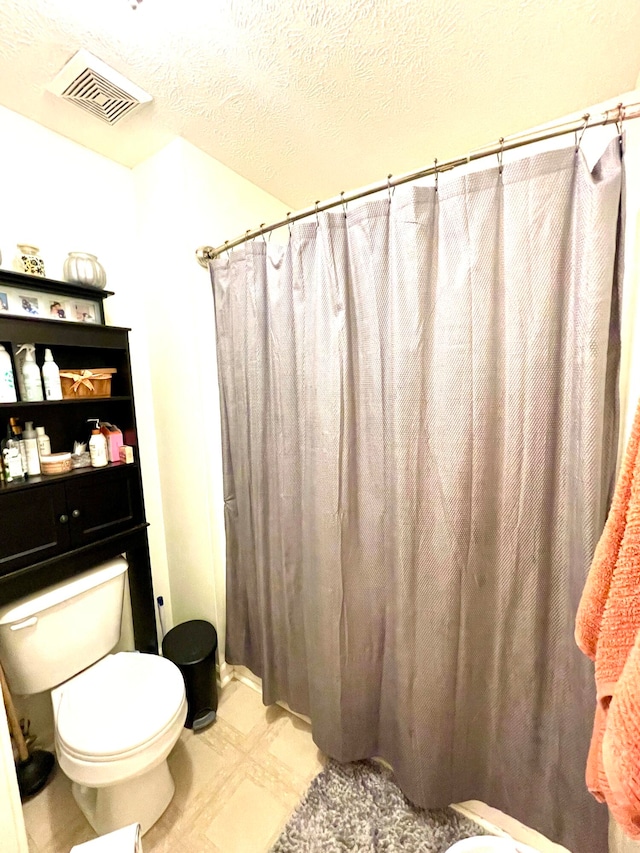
left=42, top=348, right=63, bottom=401
left=16, top=344, right=43, bottom=402
left=22, top=421, right=41, bottom=475
left=2, top=424, right=25, bottom=481
left=9, top=418, right=28, bottom=474
left=88, top=419, right=108, bottom=468
left=35, top=426, right=51, bottom=457
left=0, top=345, right=17, bottom=403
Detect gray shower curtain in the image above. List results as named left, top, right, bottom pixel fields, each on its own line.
left=211, top=141, right=622, bottom=850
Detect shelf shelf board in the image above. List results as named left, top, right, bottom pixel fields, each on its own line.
left=0, top=396, right=131, bottom=408
left=0, top=268, right=113, bottom=301
left=0, top=460, right=138, bottom=492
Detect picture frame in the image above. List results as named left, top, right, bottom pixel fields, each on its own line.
left=0, top=271, right=106, bottom=324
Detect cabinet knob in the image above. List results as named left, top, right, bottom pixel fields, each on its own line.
left=59, top=514, right=68, bottom=524
left=72, top=509, right=81, bottom=519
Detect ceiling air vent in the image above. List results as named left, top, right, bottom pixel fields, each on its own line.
left=47, top=49, right=152, bottom=125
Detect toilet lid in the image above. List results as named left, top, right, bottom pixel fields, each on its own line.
left=56, top=652, right=186, bottom=758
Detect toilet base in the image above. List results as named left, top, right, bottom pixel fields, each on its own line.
left=72, top=759, right=175, bottom=836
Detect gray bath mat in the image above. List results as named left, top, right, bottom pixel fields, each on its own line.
left=271, top=759, right=489, bottom=852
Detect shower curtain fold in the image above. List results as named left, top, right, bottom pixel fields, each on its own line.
left=211, top=140, right=623, bottom=851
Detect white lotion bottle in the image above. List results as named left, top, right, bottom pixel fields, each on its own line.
left=22, top=421, right=41, bottom=475
left=89, top=427, right=108, bottom=468
left=21, top=346, right=44, bottom=402
left=36, top=426, right=51, bottom=457
left=0, top=345, right=17, bottom=403
left=42, top=348, right=63, bottom=401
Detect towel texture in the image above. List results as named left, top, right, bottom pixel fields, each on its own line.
left=576, top=401, right=640, bottom=837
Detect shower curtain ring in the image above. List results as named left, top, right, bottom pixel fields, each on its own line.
left=315, top=201, right=320, bottom=227
left=387, top=174, right=395, bottom=204
left=497, top=137, right=504, bottom=175
left=260, top=224, right=267, bottom=245
left=575, top=114, right=590, bottom=152
left=341, top=191, right=348, bottom=219
left=616, top=102, right=625, bottom=137
left=434, top=159, right=438, bottom=193
left=286, top=212, right=292, bottom=238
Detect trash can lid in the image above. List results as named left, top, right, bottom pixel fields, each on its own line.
left=162, top=619, right=218, bottom=665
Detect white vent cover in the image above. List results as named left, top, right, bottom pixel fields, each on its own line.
left=47, top=49, right=152, bottom=125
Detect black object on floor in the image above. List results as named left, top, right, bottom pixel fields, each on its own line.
left=162, top=619, right=218, bottom=732
left=16, top=749, right=55, bottom=799
left=0, top=661, right=55, bottom=799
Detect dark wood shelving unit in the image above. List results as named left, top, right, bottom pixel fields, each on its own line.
left=0, top=269, right=157, bottom=653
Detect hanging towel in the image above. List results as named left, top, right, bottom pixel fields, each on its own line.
left=576, top=400, right=640, bottom=837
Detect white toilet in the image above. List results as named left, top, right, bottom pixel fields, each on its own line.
left=0, top=557, right=187, bottom=836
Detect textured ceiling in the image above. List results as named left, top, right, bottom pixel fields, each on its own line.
left=0, top=0, right=639, bottom=208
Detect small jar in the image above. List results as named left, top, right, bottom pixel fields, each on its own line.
left=14, top=244, right=45, bottom=277
left=63, top=252, right=107, bottom=289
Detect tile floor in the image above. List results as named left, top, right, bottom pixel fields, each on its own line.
left=22, top=680, right=326, bottom=853
left=21, top=678, right=563, bottom=853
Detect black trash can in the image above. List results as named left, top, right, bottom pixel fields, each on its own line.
left=162, top=620, right=218, bottom=732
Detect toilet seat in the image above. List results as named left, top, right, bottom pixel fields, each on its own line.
left=54, top=652, right=186, bottom=760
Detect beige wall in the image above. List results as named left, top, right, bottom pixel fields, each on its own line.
left=131, top=138, right=290, bottom=666
left=0, top=705, right=27, bottom=853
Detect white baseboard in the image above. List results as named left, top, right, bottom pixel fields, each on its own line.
left=217, top=660, right=234, bottom=688
left=226, top=664, right=312, bottom=723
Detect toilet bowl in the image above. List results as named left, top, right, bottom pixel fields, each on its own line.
left=53, top=652, right=187, bottom=835
left=447, top=838, right=540, bottom=852
left=0, top=558, right=188, bottom=837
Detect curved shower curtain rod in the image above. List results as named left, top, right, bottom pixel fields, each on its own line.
left=195, top=100, right=640, bottom=268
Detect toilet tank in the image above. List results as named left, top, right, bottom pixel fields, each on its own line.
left=0, top=557, right=128, bottom=695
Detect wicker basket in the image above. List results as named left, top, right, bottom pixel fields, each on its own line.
left=60, top=368, right=116, bottom=399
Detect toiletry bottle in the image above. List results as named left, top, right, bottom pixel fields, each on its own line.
left=0, top=345, right=17, bottom=403
left=2, top=425, right=25, bottom=481
left=42, top=348, right=63, bottom=401
left=35, top=425, right=51, bottom=457
left=89, top=423, right=108, bottom=468
left=22, top=421, right=41, bottom=475
left=17, top=344, right=43, bottom=402
left=9, top=418, right=28, bottom=474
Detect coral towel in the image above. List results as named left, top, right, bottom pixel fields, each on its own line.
left=576, top=400, right=640, bottom=837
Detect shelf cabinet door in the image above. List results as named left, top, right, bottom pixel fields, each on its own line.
left=65, top=466, right=142, bottom=548
left=0, top=483, right=69, bottom=575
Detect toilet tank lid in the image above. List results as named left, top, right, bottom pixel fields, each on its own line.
left=0, top=557, right=128, bottom=627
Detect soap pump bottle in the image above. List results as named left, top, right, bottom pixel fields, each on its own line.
left=2, top=425, right=25, bottom=481
left=9, top=418, right=28, bottom=474
left=42, top=348, right=63, bottom=401
left=22, top=421, right=41, bottom=475
left=17, top=344, right=43, bottom=402
left=0, top=345, right=17, bottom=403
left=88, top=419, right=108, bottom=468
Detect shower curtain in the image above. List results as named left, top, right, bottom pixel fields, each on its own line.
left=210, top=140, right=623, bottom=850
